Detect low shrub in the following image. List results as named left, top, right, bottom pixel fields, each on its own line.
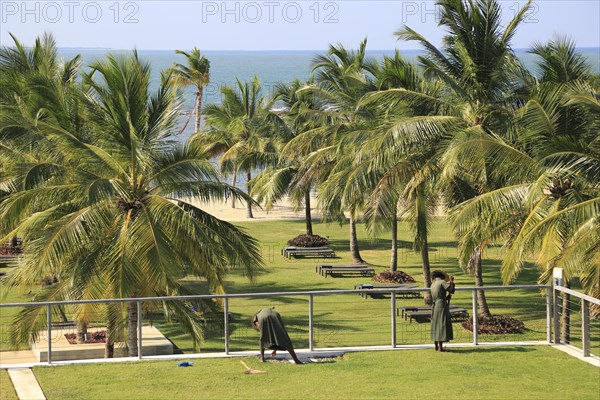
left=287, top=234, right=329, bottom=248
left=65, top=330, right=107, bottom=344
left=0, top=246, right=22, bottom=255
left=461, top=315, right=525, bottom=334
left=372, top=270, right=415, bottom=284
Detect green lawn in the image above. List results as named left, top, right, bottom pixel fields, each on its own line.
left=1, top=218, right=597, bottom=400
left=152, top=218, right=552, bottom=353
left=0, top=369, right=18, bottom=400
left=33, top=346, right=599, bottom=400
left=0, top=218, right=586, bottom=354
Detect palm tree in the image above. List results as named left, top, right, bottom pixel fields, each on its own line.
left=169, top=48, right=210, bottom=133
left=0, top=44, right=262, bottom=356
left=306, top=39, right=379, bottom=264
left=199, top=76, right=280, bottom=218
left=448, top=38, right=599, bottom=331
left=397, top=0, right=534, bottom=315
left=362, top=50, right=456, bottom=280
left=250, top=78, right=324, bottom=235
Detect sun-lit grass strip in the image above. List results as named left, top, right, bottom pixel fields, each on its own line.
left=0, top=369, right=18, bottom=400
left=33, top=347, right=599, bottom=400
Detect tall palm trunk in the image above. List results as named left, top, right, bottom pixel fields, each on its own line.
left=231, top=168, right=237, bottom=208
left=420, top=242, right=432, bottom=305
left=127, top=301, right=138, bottom=357
left=349, top=214, right=365, bottom=264
left=305, top=189, right=313, bottom=236
left=195, top=89, right=203, bottom=133
left=390, top=212, right=398, bottom=271
left=76, top=321, right=88, bottom=344
left=104, top=304, right=118, bottom=358
left=560, top=280, right=571, bottom=343
left=472, top=244, right=492, bottom=318
left=416, top=186, right=432, bottom=304
left=246, top=171, right=254, bottom=218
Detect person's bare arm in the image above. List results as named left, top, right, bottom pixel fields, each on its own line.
left=448, top=276, right=456, bottom=294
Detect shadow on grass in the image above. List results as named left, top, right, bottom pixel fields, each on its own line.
left=449, top=346, right=536, bottom=354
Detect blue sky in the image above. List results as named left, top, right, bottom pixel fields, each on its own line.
left=1, top=1, right=599, bottom=50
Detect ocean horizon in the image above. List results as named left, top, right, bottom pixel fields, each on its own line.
left=54, top=46, right=599, bottom=188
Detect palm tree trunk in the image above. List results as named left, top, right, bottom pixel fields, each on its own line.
left=127, top=301, right=138, bottom=357
left=195, top=91, right=202, bottom=133
left=76, top=321, right=88, bottom=344
left=416, top=186, right=432, bottom=305
left=390, top=212, right=398, bottom=271
left=421, top=242, right=432, bottom=305
left=231, top=168, right=237, bottom=208
left=104, top=306, right=117, bottom=358
left=560, top=280, right=571, bottom=343
left=472, top=244, right=492, bottom=318
left=305, top=190, right=313, bottom=236
left=349, top=215, right=365, bottom=264
left=246, top=171, right=253, bottom=218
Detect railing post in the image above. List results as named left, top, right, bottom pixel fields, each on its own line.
left=546, top=287, right=552, bottom=344
left=47, top=304, right=52, bottom=365
left=308, top=294, right=314, bottom=351
left=472, top=290, right=478, bottom=345
left=553, top=287, right=560, bottom=344
left=391, top=292, right=397, bottom=348
left=137, top=300, right=142, bottom=360
left=224, top=297, right=229, bottom=354
left=581, top=299, right=590, bottom=357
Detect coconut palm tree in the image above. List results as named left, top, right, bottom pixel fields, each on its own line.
left=305, top=39, right=379, bottom=264
left=169, top=48, right=210, bottom=133
left=199, top=76, right=280, bottom=218
left=360, top=50, right=457, bottom=281
left=0, top=46, right=262, bottom=356
left=397, top=0, right=534, bottom=316
left=448, top=38, right=599, bottom=331
left=250, top=78, right=325, bottom=236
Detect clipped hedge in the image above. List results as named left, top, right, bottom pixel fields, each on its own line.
left=461, top=315, right=525, bottom=334
left=287, top=234, right=329, bottom=248
left=372, top=270, right=415, bottom=284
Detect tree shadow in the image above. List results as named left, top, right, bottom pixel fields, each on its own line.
left=448, top=346, right=536, bottom=354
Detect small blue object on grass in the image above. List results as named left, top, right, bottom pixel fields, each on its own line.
left=177, top=361, right=194, bottom=367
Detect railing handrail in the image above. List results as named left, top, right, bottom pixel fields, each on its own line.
left=0, top=284, right=550, bottom=308
left=555, top=285, right=600, bottom=305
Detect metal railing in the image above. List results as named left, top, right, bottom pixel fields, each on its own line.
left=553, top=285, right=600, bottom=358
left=0, top=284, right=560, bottom=366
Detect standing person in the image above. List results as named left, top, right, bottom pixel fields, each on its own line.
left=252, top=308, right=303, bottom=364
left=430, top=270, right=455, bottom=352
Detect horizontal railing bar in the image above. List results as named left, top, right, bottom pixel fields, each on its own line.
left=0, top=285, right=549, bottom=308
left=555, top=286, right=600, bottom=305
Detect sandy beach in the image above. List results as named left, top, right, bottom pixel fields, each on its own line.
left=185, top=193, right=321, bottom=222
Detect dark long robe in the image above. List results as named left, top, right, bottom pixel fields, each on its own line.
left=253, top=308, right=293, bottom=351
left=430, top=278, right=455, bottom=342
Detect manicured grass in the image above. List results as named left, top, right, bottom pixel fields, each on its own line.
left=1, top=218, right=596, bottom=358
left=0, top=369, right=18, bottom=400
left=33, top=346, right=600, bottom=400
left=152, top=218, right=552, bottom=353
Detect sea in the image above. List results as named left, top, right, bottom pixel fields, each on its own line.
left=57, top=47, right=600, bottom=186
left=59, top=47, right=600, bottom=119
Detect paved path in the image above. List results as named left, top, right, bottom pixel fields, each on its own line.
left=7, top=368, right=45, bottom=400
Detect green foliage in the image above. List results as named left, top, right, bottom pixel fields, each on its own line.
left=0, top=34, right=263, bottom=350
left=461, top=315, right=526, bottom=334
left=372, top=270, right=415, bottom=283
left=286, top=234, right=329, bottom=248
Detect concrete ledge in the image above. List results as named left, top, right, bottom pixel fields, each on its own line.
left=551, top=343, right=600, bottom=367
left=30, top=326, right=173, bottom=362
